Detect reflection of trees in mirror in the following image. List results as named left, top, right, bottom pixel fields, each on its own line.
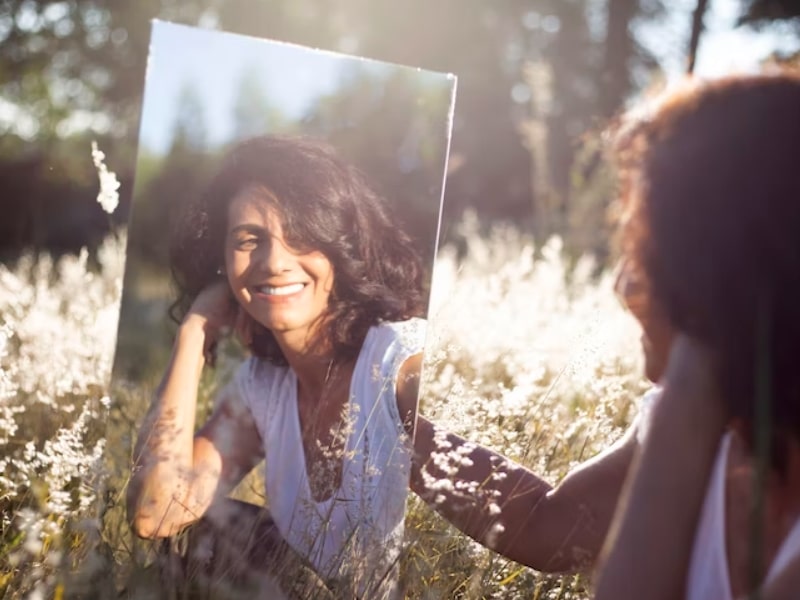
left=304, top=66, right=453, bottom=279
left=233, top=63, right=289, bottom=139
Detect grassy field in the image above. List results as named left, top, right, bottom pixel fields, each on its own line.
left=0, top=215, right=648, bottom=598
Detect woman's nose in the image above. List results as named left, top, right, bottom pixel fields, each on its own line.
left=255, top=235, right=294, bottom=274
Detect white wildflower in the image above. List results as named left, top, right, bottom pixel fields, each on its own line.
left=91, top=141, right=120, bottom=215
left=484, top=521, right=506, bottom=550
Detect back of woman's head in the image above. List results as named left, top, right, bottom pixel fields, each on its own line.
left=170, top=135, right=425, bottom=364
left=614, top=71, right=800, bottom=465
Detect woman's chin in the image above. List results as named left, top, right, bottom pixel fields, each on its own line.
left=642, top=342, right=665, bottom=383
left=644, top=362, right=661, bottom=384
left=643, top=349, right=668, bottom=383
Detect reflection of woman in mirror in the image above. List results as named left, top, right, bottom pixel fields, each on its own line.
left=127, top=135, right=428, bottom=597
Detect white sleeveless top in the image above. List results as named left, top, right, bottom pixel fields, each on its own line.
left=637, top=388, right=800, bottom=599
left=233, top=318, right=426, bottom=596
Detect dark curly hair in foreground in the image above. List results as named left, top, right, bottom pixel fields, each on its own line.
left=170, top=135, right=425, bottom=365
left=612, top=71, right=800, bottom=470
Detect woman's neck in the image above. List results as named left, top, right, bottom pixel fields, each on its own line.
left=291, top=354, right=336, bottom=399
left=272, top=330, right=336, bottom=400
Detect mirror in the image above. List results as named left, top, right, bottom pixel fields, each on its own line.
left=108, top=20, right=456, bottom=598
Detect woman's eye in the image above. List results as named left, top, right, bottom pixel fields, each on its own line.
left=236, top=237, right=259, bottom=250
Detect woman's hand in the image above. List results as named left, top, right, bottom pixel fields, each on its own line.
left=182, top=281, right=238, bottom=367
left=652, top=333, right=727, bottom=443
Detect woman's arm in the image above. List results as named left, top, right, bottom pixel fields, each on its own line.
left=126, top=283, right=262, bottom=538
left=396, top=354, right=636, bottom=573
left=594, top=334, right=725, bottom=600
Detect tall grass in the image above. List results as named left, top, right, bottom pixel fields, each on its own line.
left=0, top=206, right=648, bottom=598
left=0, top=235, right=124, bottom=598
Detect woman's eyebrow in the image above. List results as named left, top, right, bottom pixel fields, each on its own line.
left=227, top=223, right=265, bottom=236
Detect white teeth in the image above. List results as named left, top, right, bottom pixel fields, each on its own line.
left=257, top=283, right=305, bottom=296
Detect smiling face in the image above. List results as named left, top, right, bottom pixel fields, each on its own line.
left=224, top=186, right=335, bottom=351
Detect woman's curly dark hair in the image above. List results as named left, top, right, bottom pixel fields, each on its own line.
left=169, top=135, right=426, bottom=365
left=611, top=71, right=800, bottom=469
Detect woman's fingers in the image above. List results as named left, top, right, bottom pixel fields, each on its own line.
left=183, top=282, right=239, bottom=366
left=663, top=334, right=716, bottom=396
left=660, top=333, right=727, bottom=431
left=189, top=282, right=236, bottom=330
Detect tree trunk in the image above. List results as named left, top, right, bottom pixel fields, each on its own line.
left=601, top=0, right=639, bottom=118
left=687, top=0, right=710, bottom=74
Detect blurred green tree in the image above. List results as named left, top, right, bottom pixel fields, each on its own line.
left=0, top=0, right=210, bottom=257
left=128, top=81, right=212, bottom=267
left=0, top=0, right=210, bottom=146
left=232, top=63, right=288, bottom=139
left=302, top=65, right=454, bottom=272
